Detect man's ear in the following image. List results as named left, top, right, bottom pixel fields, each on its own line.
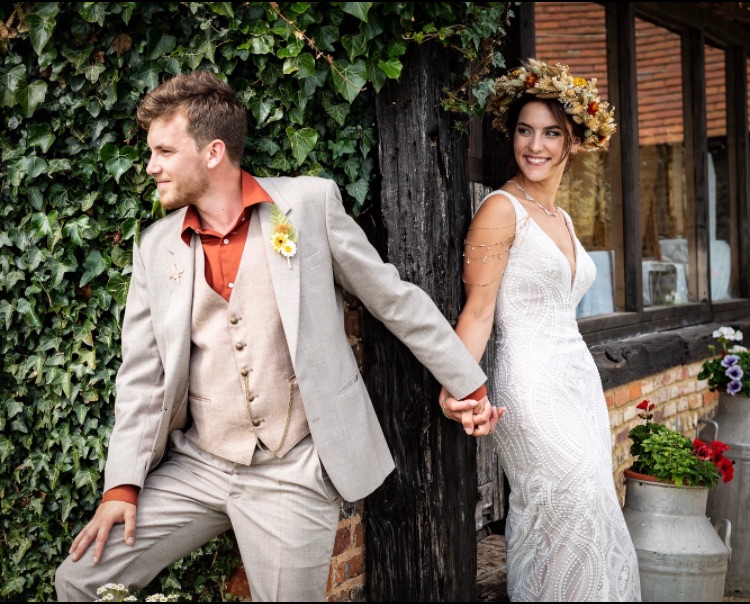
left=205, top=139, right=226, bottom=169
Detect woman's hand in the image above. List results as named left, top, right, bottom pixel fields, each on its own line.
left=439, top=387, right=504, bottom=436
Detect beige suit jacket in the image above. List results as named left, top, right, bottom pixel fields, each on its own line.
left=104, top=176, right=486, bottom=502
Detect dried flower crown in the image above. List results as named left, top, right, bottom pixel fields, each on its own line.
left=487, top=58, right=617, bottom=151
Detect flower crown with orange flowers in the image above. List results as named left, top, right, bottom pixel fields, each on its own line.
left=486, top=58, right=617, bottom=151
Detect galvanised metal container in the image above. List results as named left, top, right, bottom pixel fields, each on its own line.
left=699, top=392, right=750, bottom=598
left=623, top=471, right=731, bottom=602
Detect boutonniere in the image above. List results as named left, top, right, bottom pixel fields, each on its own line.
left=168, top=262, right=184, bottom=284
left=269, top=204, right=298, bottom=270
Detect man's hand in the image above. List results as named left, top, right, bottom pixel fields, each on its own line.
left=439, top=387, right=504, bottom=436
left=69, top=500, right=137, bottom=564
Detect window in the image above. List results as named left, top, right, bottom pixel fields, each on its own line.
left=705, top=45, right=736, bottom=302
left=635, top=19, right=694, bottom=308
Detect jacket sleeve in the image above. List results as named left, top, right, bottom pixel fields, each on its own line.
left=322, top=179, right=487, bottom=400
left=103, top=239, right=167, bottom=492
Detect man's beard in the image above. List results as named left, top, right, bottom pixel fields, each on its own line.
left=159, top=172, right=209, bottom=211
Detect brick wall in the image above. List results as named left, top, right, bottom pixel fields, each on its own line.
left=606, top=360, right=720, bottom=504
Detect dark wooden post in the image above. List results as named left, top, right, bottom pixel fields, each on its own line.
left=362, top=42, right=478, bottom=602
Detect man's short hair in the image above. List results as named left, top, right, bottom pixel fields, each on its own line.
left=136, top=70, right=248, bottom=165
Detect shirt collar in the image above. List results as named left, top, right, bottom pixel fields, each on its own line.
left=180, top=170, right=273, bottom=245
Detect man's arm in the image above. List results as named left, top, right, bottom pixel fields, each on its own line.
left=70, top=239, right=164, bottom=561
left=322, top=179, right=489, bottom=405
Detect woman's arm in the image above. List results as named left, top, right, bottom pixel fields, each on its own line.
left=455, top=192, right=517, bottom=361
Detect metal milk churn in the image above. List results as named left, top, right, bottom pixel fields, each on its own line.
left=622, top=472, right=731, bottom=602
left=699, top=391, right=750, bottom=597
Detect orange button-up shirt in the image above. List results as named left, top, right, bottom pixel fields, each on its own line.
left=181, top=170, right=272, bottom=300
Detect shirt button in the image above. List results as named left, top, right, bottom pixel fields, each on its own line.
left=241, top=369, right=248, bottom=376
left=228, top=282, right=234, bottom=289
left=223, top=238, right=229, bottom=244
left=252, top=419, right=261, bottom=427
left=230, top=316, right=239, bottom=325
left=236, top=343, right=245, bottom=351
left=247, top=394, right=255, bottom=403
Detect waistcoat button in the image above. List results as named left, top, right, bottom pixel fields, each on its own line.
left=230, top=316, right=239, bottom=325
left=252, top=419, right=261, bottom=427
left=235, top=342, right=245, bottom=351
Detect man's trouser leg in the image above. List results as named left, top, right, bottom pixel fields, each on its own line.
left=55, top=432, right=342, bottom=602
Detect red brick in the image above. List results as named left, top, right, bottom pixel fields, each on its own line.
left=332, top=525, right=351, bottom=556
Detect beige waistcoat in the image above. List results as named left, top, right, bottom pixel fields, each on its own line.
left=185, top=208, right=309, bottom=463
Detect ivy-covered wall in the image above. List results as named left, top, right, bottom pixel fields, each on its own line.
left=0, top=2, right=514, bottom=600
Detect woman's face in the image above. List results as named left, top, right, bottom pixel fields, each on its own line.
left=512, top=101, right=579, bottom=184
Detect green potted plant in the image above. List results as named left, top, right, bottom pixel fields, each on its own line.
left=697, top=326, right=749, bottom=396
left=627, top=400, right=734, bottom=487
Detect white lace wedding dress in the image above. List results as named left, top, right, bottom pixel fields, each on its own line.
left=487, top=191, right=641, bottom=601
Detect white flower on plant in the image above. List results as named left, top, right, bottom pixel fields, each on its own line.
left=730, top=345, right=749, bottom=353
left=713, top=326, right=743, bottom=341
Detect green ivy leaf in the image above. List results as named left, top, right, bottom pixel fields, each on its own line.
left=100, top=144, right=138, bottom=183
left=286, top=127, right=318, bottom=165
left=145, top=28, right=177, bottom=61
left=342, top=33, right=368, bottom=62
left=80, top=2, right=108, bottom=26
left=16, top=298, right=42, bottom=329
left=27, top=123, right=56, bottom=153
left=341, top=2, right=373, bottom=22
left=0, top=65, right=26, bottom=107
left=107, top=273, right=131, bottom=306
left=378, top=58, right=403, bottom=79
left=346, top=178, right=369, bottom=206
left=324, top=101, right=350, bottom=126
left=331, top=59, right=368, bottom=103
left=80, top=250, right=110, bottom=287
left=74, top=467, right=101, bottom=493
left=0, top=436, right=13, bottom=464
left=15, top=80, right=48, bottom=118
left=240, top=35, right=275, bottom=55
left=207, top=2, right=235, bottom=17
left=0, top=577, right=25, bottom=597
left=24, top=3, right=60, bottom=55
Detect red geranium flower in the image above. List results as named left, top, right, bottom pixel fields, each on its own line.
left=692, top=439, right=713, bottom=461
left=636, top=400, right=654, bottom=411
left=718, top=457, right=735, bottom=483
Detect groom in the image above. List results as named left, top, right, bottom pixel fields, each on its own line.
left=55, top=70, right=499, bottom=601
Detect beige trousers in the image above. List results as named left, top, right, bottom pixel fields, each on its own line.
left=55, top=432, right=342, bottom=602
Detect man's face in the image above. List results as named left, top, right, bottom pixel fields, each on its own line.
left=146, top=113, right=209, bottom=211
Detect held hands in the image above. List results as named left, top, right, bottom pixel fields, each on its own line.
left=439, top=386, right=504, bottom=437
left=69, top=500, right=137, bottom=564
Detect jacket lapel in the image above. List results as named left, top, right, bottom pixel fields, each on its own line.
left=163, top=214, right=196, bottom=378
left=257, top=180, right=301, bottom=364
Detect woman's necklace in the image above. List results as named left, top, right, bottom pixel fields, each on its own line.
left=508, top=179, right=559, bottom=218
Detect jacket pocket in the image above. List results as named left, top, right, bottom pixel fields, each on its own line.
left=337, top=373, right=360, bottom=394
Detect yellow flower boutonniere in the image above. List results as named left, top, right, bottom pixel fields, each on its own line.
left=270, top=204, right=298, bottom=269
